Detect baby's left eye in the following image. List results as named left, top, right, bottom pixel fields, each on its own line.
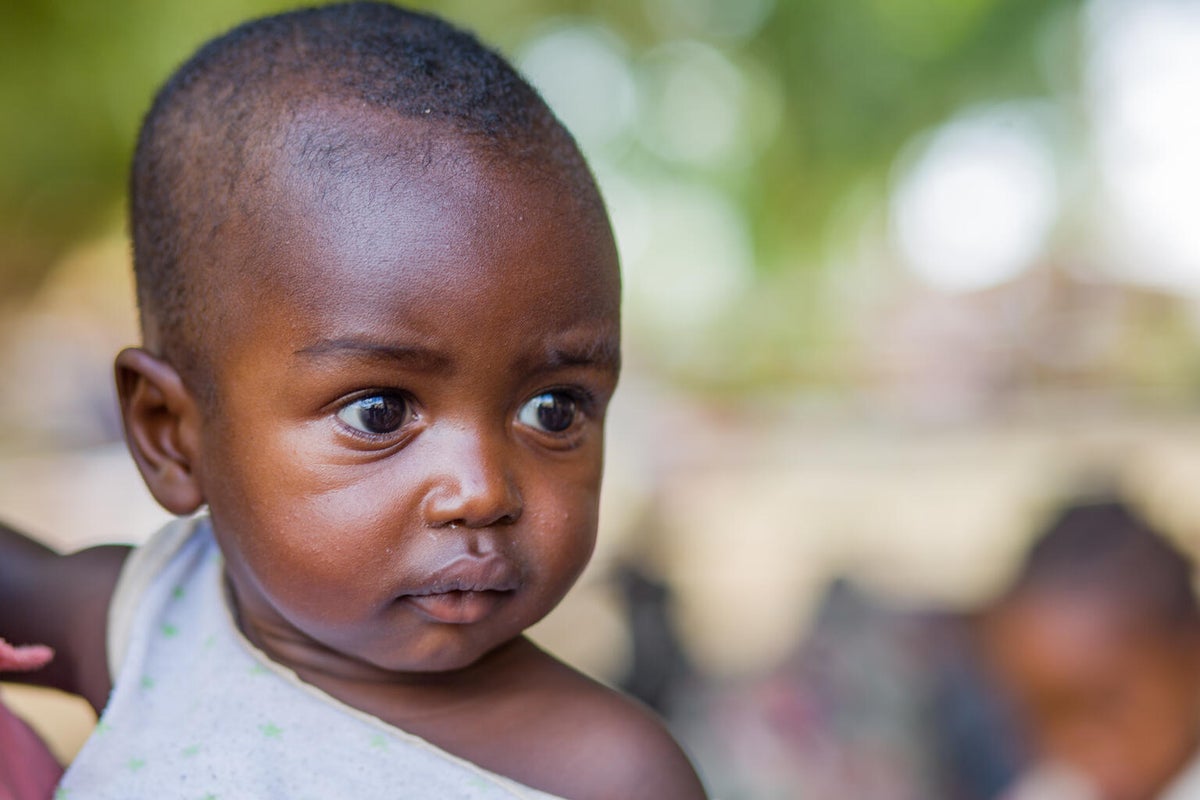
left=517, top=391, right=579, bottom=433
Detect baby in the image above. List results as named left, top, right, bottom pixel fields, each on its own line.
left=983, top=501, right=1200, bottom=800
left=0, top=3, right=706, bottom=798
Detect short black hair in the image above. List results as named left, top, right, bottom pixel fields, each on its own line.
left=131, top=1, right=594, bottom=387
left=1005, top=499, right=1200, bottom=632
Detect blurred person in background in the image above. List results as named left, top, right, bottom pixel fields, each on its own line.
left=983, top=500, right=1200, bottom=800
left=615, top=558, right=697, bottom=717
left=686, top=575, right=1023, bottom=800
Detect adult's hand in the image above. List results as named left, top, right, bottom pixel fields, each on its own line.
left=0, top=639, right=54, bottom=673
left=0, top=638, right=63, bottom=800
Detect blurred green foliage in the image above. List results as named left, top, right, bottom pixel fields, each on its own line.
left=752, top=0, right=1079, bottom=266
left=0, top=0, right=1080, bottom=299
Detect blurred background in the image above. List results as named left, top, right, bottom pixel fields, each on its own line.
left=4, top=0, right=1200, bottom=798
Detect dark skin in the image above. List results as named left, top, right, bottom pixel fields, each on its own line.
left=984, top=590, right=1200, bottom=800
left=0, top=525, right=125, bottom=711
left=0, top=107, right=706, bottom=800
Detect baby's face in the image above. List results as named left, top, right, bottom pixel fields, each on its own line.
left=192, top=114, right=620, bottom=676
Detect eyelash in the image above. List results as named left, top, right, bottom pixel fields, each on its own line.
left=330, top=385, right=599, bottom=443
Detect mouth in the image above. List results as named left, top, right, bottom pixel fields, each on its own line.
left=397, top=556, right=521, bottom=625
left=401, top=589, right=514, bottom=625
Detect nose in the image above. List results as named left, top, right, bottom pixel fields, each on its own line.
left=421, top=424, right=522, bottom=529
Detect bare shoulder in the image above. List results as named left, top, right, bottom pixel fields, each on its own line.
left=491, top=640, right=708, bottom=800
left=542, top=679, right=708, bottom=800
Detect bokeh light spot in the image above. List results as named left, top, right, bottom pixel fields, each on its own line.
left=517, top=23, right=637, bottom=157
left=1088, top=0, right=1200, bottom=291
left=890, top=106, right=1059, bottom=293
left=637, top=41, right=746, bottom=168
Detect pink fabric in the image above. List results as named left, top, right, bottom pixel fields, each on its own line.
left=0, top=639, right=64, bottom=800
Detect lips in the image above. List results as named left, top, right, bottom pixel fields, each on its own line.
left=398, top=556, right=521, bottom=624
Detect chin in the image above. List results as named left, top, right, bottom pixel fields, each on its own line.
left=380, top=636, right=513, bottom=676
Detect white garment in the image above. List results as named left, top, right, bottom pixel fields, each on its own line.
left=1001, top=763, right=1100, bottom=800
left=1161, top=752, right=1200, bottom=800
left=1005, top=755, right=1200, bottom=800
left=58, top=514, right=564, bottom=799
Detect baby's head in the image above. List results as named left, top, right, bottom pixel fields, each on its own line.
left=983, top=501, right=1200, bottom=800
left=129, top=1, right=612, bottom=391
left=116, top=3, right=620, bottom=675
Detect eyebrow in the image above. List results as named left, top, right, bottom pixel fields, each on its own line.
left=534, top=335, right=622, bottom=374
left=294, top=338, right=452, bottom=371
left=294, top=332, right=621, bottom=374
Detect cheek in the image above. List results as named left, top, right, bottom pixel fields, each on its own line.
left=521, top=471, right=601, bottom=585
left=207, top=410, right=388, bottom=521
left=207, top=434, right=410, bottom=596
left=1117, top=665, right=1200, bottom=771
left=506, top=441, right=606, bottom=598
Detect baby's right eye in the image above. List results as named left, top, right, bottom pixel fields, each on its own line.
left=336, top=393, right=411, bottom=436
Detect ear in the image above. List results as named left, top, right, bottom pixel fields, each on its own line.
left=114, top=347, right=205, bottom=515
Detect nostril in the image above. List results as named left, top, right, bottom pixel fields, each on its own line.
left=420, top=445, right=523, bottom=529
left=432, top=509, right=519, bottom=530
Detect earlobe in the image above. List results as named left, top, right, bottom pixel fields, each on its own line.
left=114, top=347, right=205, bottom=515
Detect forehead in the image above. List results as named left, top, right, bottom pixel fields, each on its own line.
left=211, top=104, right=619, bottom=353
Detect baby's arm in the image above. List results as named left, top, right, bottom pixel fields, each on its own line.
left=0, top=520, right=129, bottom=711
